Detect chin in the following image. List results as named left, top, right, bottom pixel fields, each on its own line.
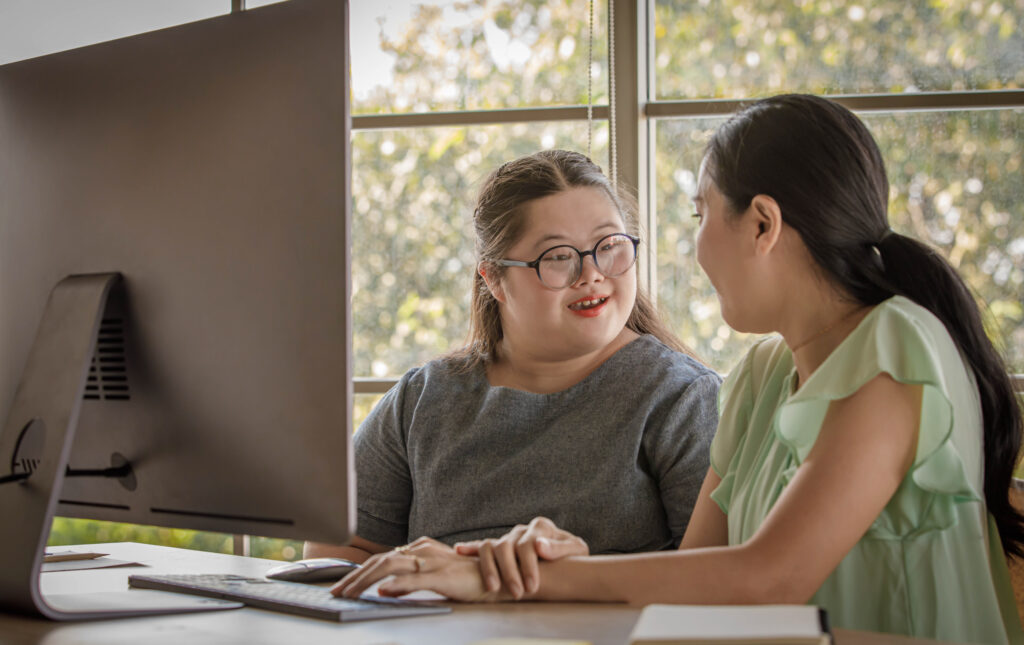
left=578, top=320, right=630, bottom=352
left=717, top=300, right=749, bottom=335
left=720, top=307, right=773, bottom=336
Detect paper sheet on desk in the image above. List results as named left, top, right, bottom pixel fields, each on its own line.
left=44, top=550, right=107, bottom=562
left=42, top=557, right=143, bottom=573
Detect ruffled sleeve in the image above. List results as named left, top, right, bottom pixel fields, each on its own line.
left=774, top=296, right=982, bottom=538
left=710, top=337, right=791, bottom=515
left=708, top=353, right=750, bottom=514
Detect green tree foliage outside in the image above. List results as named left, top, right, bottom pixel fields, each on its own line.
left=656, top=110, right=1024, bottom=372
left=653, top=0, right=1024, bottom=372
left=49, top=0, right=1024, bottom=555
left=653, top=0, right=1023, bottom=98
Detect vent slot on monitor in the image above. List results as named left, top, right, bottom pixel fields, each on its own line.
left=84, top=318, right=130, bottom=401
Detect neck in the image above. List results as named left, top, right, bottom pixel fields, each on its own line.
left=782, top=296, right=871, bottom=389
left=487, top=327, right=639, bottom=394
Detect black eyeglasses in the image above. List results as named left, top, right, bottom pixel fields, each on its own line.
left=496, top=233, right=640, bottom=289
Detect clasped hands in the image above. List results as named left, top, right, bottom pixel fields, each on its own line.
left=331, top=517, right=588, bottom=602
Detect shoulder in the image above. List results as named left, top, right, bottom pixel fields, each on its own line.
left=801, top=296, right=963, bottom=402
left=624, top=334, right=722, bottom=390
left=392, top=356, right=486, bottom=403
left=866, top=295, right=954, bottom=352
left=721, top=335, right=792, bottom=400
left=359, top=360, right=485, bottom=436
left=713, top=336, right=792, bottom=447
left=609, top=337, right=723, bottom=437
left=709, top=336, right=796, bottom=488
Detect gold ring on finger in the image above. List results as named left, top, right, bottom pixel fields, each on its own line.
left=394, top=544, right=409, bottom=553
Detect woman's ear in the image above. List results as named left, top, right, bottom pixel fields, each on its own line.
left=479, top=262, right=506, bottom=304
left=749, top=194, right=783, bottom=257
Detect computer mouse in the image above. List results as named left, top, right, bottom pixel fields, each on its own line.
left=264, top=557, right=361, bottom=583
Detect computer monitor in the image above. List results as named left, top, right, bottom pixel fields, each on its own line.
left=0, top=0, right=353, bottom=619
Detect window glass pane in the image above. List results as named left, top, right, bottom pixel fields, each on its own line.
left=47, top=517, right=234, bottom=554
left=654, top=116, right=752, bottom=374
left=353, top=122, right=609, bottom=378
left=654, top=1, right=1024, bottom=99
left=0, top=1, right=230, bottom=65
left=355, top=393, right=386, bottom=429
left=655, top=109, right=1024, bottom=374
left=248, top=535, right=304, bottom=560
left=878, top=109, right=1024, bottom=370
left=351, top=1, right=607, bottom=114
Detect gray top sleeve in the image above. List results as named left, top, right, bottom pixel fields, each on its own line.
left=642, top=372, right=720, bottom=544
left=352, top=370, right=418, bottom=546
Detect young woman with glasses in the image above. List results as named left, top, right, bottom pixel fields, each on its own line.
left=333, top=96, right=1024, bottom=644
left=305, top=149, right=721, bottom=583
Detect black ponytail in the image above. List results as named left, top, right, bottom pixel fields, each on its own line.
left=706, top=93, right=1024, bottom=557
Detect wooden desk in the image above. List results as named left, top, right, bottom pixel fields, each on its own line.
left=0, top=543, right=953, bottom=645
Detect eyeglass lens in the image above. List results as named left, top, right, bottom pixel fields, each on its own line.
left=538, top=234, right=636, bottom=288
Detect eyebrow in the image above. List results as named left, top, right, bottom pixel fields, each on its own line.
left=530, top=222, right=622, bottom=252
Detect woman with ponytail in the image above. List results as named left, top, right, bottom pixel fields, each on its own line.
left=336, top=95, right=1024, bottom=644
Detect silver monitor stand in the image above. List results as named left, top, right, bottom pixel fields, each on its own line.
left=0, top=273, right=237, bottom=618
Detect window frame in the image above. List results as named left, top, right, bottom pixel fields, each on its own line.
left=231, top=0, right=1024, bottom=557
left=349, top=0, right=1024, bottom=395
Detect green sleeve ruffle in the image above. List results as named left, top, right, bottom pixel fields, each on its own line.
left=774, top=301, right=981, bottom=539
left=709, top=337, right=788, bottom=515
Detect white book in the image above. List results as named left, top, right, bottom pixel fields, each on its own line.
left=629, top=604, right=832, bottom=645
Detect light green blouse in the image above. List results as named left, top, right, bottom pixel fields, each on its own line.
left=709, top=296, right=1022, bottom=644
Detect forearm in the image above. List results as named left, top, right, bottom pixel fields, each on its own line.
left=526, top=544, right=797, bottom=606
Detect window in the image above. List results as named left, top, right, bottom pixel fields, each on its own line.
left=650, top=0, right=1024, bottom=371
left=653, top=1, right=1024, bottom=98
left=350, top=1, right=608, bottom=113
left=14, top=0, right=1024, bottom=556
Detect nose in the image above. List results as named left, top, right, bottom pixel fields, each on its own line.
left=572, top=251, right=603, bottom=286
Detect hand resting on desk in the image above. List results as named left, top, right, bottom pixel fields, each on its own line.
left=331, top=537, right=503, bottom=602
left=453, top=516, right=589, bottom=599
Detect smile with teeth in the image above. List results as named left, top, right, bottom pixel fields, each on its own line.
left=569, top=296, right=608, bottom=311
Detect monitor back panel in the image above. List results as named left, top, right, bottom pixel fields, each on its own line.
left=0, top=0, right=354, bottom=543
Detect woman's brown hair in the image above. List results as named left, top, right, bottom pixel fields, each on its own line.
left=447, top=149, right=693, bottom=371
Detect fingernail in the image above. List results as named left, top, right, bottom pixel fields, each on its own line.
left=511, top=583, right=522, bottom=599
left=487, top=575, right=499, bottom=591
left=525, top=576, right=537, bottom=593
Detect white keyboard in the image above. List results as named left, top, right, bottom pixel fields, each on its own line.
left=128, top=573, right=450, bottom=622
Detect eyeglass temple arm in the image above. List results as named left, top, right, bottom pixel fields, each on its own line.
left=495, top=259, right=532, bottom=268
